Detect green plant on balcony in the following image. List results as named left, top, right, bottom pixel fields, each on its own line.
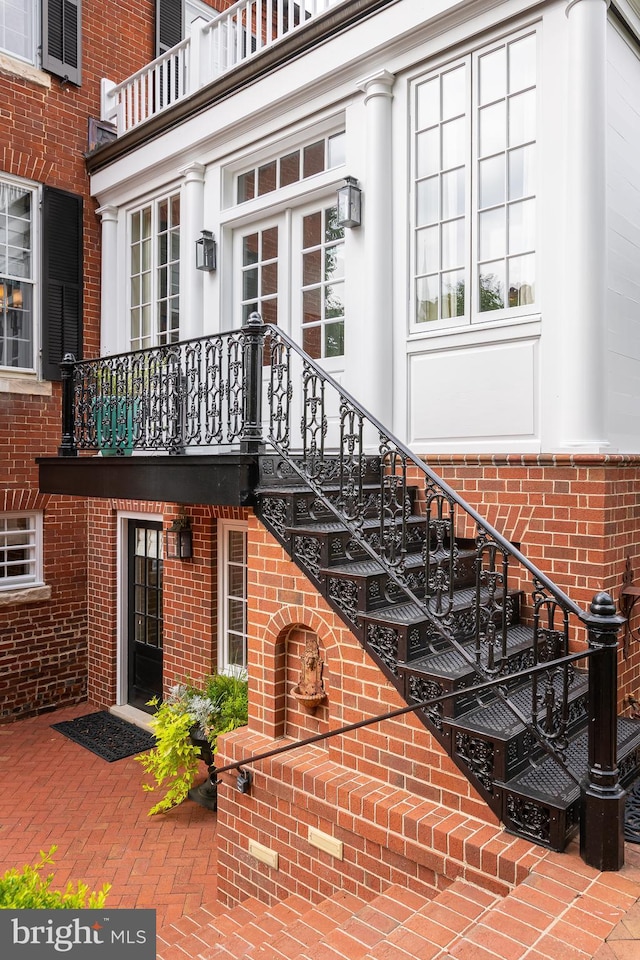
left=0, top=846, right=110, bottom=908
left=136, top=673, right=248, bottom=816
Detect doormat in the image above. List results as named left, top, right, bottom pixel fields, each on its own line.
left=51, top=711, right=156, bottom=762
left=625, top=777, right=640, bottom=843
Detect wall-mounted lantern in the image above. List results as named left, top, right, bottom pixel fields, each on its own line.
left=165, top=511, right=193, bottom=559
left=195, top=230, right=217, bottom=271
left=336, top=176, right=362, bottom=228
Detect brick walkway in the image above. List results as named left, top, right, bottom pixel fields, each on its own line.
left=0, top=702, right=218, bottom=931
left=1, top=701, right=639, bottom=959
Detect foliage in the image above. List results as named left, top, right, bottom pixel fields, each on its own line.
left=0, top=846, right=110, bottom=909
left=136, top=673, right=248, bottom=816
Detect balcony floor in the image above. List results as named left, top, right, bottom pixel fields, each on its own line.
left=38, top=453, right=259, bottom=506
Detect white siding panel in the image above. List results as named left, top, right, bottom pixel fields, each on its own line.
left=607, top=21, right=640, bottom=451
left=408, top=339, right=537, bottom=446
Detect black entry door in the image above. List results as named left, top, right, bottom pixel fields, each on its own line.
left=128, top=520, right=163, bottom=712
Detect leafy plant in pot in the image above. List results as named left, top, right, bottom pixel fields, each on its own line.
left=136, top=673, right=248, bottom=815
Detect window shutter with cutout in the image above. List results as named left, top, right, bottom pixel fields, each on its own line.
left=41, top=187, right=83, bottom=381
left=42, top=0, right=82, bottom=85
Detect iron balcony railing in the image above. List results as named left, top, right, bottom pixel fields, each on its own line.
left=58, top=314, right=626, bottom=869
left=101, top=0, right=347, bottom=135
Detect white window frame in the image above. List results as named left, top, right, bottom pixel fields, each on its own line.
left=128, top=190, right=181, bottom=351
left=217, top=519, right=248, bottom=676
left=0, top=511, right=43, bottom=590
left=410, top=26, right=538, bottom=334
left=0, top=173, right=38, bottom=373
left=0, top=0, right=39, bottom=66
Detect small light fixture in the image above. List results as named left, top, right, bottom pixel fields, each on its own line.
left=195, top=230, right=217, bottom=271
left=165, top=510, right=193, bottom=559
left=336, top=176, right=362, bottom=228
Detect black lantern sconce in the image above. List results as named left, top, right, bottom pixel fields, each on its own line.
left=336, top=176, right=362, bottom=228
left=195, top=230, right=217, bottom=271
left=165, top=511, right=193, bottom=560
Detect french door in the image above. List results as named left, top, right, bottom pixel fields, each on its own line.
left=127, top=519, right=164, bottom=711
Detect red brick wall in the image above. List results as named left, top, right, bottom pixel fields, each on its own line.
left=0, top=2, right=160, bottom=721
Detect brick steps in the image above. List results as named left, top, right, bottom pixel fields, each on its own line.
left=156, top=880, right=502, bottom=960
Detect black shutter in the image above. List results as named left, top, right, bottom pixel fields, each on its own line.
left=157, top=0, right=183, bottom=56
left=42, top=0, right=82, bottom=85
left=41, top=187, right=83, bottom=381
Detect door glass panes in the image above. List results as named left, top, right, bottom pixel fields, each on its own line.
left=414, top=63, right=467, bottom=324
left=240, top=226, right=279, bottom=325
left=130, top=194, right=180, bottom=350
left=477, top=33, right=536, bottom=313
left=0, top=180, right=34, bottom=369
left=222, top=526, right=247, bottom=672
left=133, top=526, right=163, bottom=649
left=301, top=206, right=345, bottom=358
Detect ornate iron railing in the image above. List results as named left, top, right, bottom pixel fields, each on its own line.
left=58, top=314, right=626, bottom=869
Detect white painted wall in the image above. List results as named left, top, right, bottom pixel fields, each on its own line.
left=606, top=16, right=640, bottom=451
left=88, top=0, right=640, bottom=456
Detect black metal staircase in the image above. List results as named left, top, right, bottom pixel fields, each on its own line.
left=49, top=313, right=640, bottom=869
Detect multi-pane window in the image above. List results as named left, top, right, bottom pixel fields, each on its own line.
left=0, top=513, right=41, bottom=589
left=130, top=193, right=180, bottom=351
left=301, top=206, right=345, bottom=359
left=240, top=226, right=279, bottom=325
left=0, top=179, right=34, bottom=370
left=219, top=523, right=248, bottom=674
left=0, top=0, right=37, bottom=63
left=413, top=31, right=537, bottom=326
left=237, top=132, right=345, bottom=203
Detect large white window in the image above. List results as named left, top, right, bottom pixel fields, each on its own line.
left=413, top=30, right=537, bottom=328
left=0, top=513, right=42, bottom=590
left=0, top=0, right=37, bottom=64
left=0, top=179, right=35, bottom=370
left=129, top=193, right=180, bottom=351
left=218, top=521, right=248, bottom=675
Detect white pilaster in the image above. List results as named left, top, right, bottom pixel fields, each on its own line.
left=355, top=69, right=395, bottom=426
left=562, top=0, right=609, bottom=449
left=96, top=204, right=118, bottom=357
left=181, top=162, right=206, bottom=341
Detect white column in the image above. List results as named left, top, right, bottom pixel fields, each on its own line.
left=355, top=70, right=395, bottom=425
left=562, top=0, right=609, bottom=449
left=180, top=162, right=206, bottom=341
left=96, top=204, right=118, bottom=356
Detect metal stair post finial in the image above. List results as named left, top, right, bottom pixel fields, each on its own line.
left=58, top=353, right=78, bottom=457
left=580, top=590, right=626, bottom=871
left=241, top=312, right=265, bottom=453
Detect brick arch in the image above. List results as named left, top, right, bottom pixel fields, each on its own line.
left=1, top=490, right=51, bottom=512
left=258, top=605, right=342, bottom=741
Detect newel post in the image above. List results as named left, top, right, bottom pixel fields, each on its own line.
left=58, top=353, right=78, bottom=457
left=580, top=591, right=626, bottom=870
left=241, top=312, right=265, bottom=453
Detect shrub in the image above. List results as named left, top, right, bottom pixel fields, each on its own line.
left=136, top=673, right=248, bottom=815
left=0, top=846, right=110, bottom=909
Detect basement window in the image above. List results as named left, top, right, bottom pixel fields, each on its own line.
left=0, top=512, right=43, bottom=589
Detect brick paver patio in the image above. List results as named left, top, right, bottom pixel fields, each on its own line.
left=0, top=702, right=218, bottom=931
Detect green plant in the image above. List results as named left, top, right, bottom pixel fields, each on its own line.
left=0, top=846, right=110, bottom=909
left=136, top=673, right=248, bottom=815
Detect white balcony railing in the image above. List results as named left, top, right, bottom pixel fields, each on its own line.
left=101, top=0, right=346, bottom=136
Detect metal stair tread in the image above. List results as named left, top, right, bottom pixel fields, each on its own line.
left=402, top=623, right=534, bottom=678
left=499, top=717, right=640, bottom=808
left=445, top=670, right=588, bottom=738
left=287, top=514, right=426, bottom=536
left=321, top=545, right=476, bottom=579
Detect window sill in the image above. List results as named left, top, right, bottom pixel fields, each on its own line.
left=0, top=52, right=51, bottom=87
left=0, top=374, right=52, bottom=397
left=0, top=584, right=51, bottom=606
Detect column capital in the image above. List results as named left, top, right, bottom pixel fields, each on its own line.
left=566, top=0, right=609, bottom=17
left=96, top=204, right=118, bottom=223
left=181, top=161, right=205, bottom=183
left=357, top=69, right=395, bottom=103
